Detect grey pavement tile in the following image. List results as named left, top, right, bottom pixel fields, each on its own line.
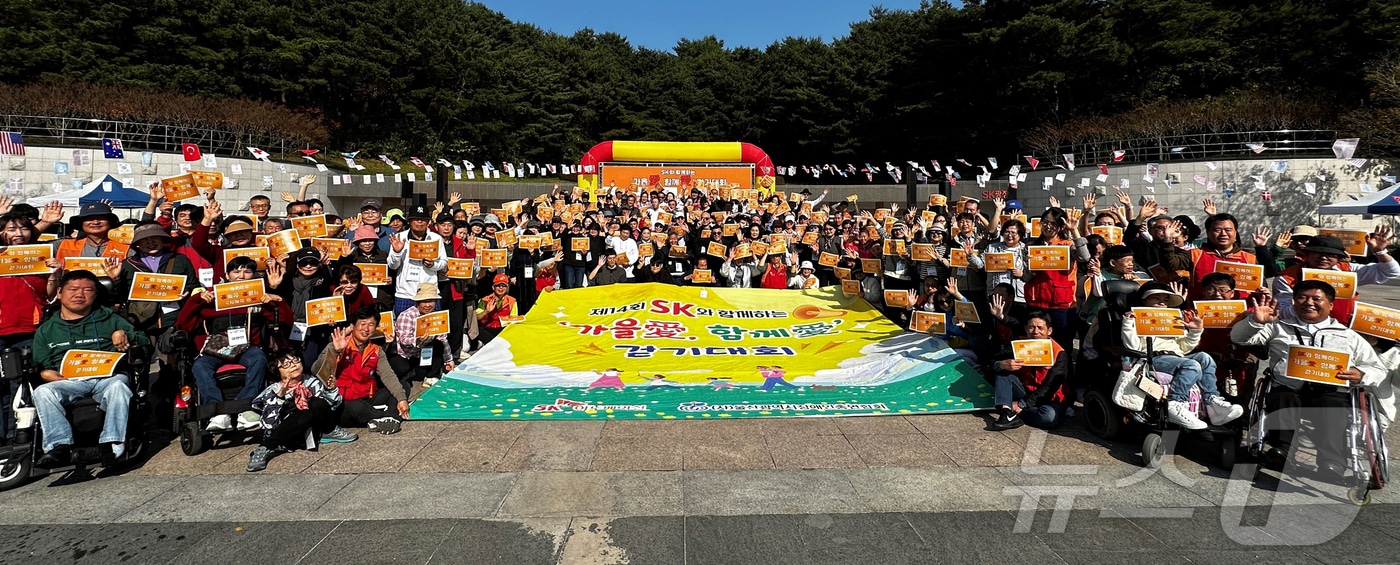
left=832, top=415, right=922, bottom=435
left=170, top=520, right=342, bottom=565
left=495, top=421, right=604, bottom=471
left=299, top=519, right=450, bottom=565
left=431, top=518, right=568, bottom=564
left=0, top=522, right=219, bottom=563
left=845, top=467, right=1024, bottom=513
left=681, top=435, right=774, bottom=470
left=116, top=474, right=356, bottom=522
left=391, top=418, right=450, bottom=439
left=1176, top=550, right=1323, bottom=564
left=432, top=420, right=529, bottom=441
left=683, top=469, right=864, bottom=516
left=1296, top=517, right=1400, bottom=565
left=757, top=417, right=844, bottom=438
left=996, top=462, right=1216, bottom=510
left=680, top=418, right=761, bottom=439
left=600, top=419, right=686, bottom=438
left=765, top=433, right=865, bottom=469
left=497, top=471, right=682, bottom=518
left=845, top=433, right=956, bottom=467
left=903, top=510, right=1063, bottom=562
left=1129, top=506, right=1293, bottom=551
left=924, top=429, right=1027, bottom=466
left=304, top=437, right=431, bottom=474
left=0, top=474, right=185, bottom=524
left=1027, top=510, right=1168, bottom=553
left=400, top=437, right=516, bottom=473
left=685, top=513, right=930, bottom=565
left=590, top=435, right=683, bottom=471
left=905, top=412, right=997, bottom=435
left=207, top=444, right=326, bottom=475
left=1048, top=550, right=1189, bottom=564
left=310, top=472, right=517, bottom=520
left=589, top=516, right=685, bottom=565
left=128, top=440, right=243, bottom=476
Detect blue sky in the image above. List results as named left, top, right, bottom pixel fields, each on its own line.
left=480, top=0, right=932, bottom=51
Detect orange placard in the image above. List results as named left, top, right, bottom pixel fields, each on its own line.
left=502, top=200, right=522, bottom=216
left=692, top=269, right=713, bottom=283
left=160, top=173, right=200, bottom=201
left=311, top=237, right=349, bottom=261
left=910, top=311, right=946, bottom=334
left=1319, top=229, right=1368, bottom=256
left=1028, top=246, right=1071, bottom=271
left=874, top=208, right=890, bottom=222
left=911, top=243, right=935, bottom=262
left=1012, top=339, right=1055, bottom=366
left=1352, top=302, right=1400, bottom=340
left=834, top=266, right=852, bottom=280
left=1091, top=225, right=1123, bottom=245
left=109, top=224, right=134, bottom=245
left=519, top=235, right=542, bottom=250
left=479, top=248, right=508, bottom=268
left=1213, top=261, right=1263, bottom=292
left=490, top=209, right=509, bottom=224
left=190, top=170, right=223, bottom=190
left=769, top=237, right=788, bottom=255
left=1029, top=218, right=1042, bottom=238
left=638, top=243, right=654, bottom=258
left=446, top=258, right=474, bottom=279
left=883, top=289, right=913, bottom=307
left=571, top=237, right=591, bottom=252
left=881, top=239, right=906, bottom=256
left=669, top=245, right=688, bottom=258
left=928, top=194, right=948, bottom=207
left=1132, top=307, right=1186, bottom=337
left=1148, top=264, right=1186, bottom=284
left=656, top=212, right=674, bottom=226
left=494, top=230, right=518, bottom=248
left=983, top=252, right=1015, bottom=272
left=415, top=310, right=450, bottom=338
left=841, top=279, right=861, bottom=295
left=128, top=273, right=186, bottom=301
left=954, top=301, right=981, bottom=324
left=949, top=248, right=969, bottom=268
left=802, top=231, right=819, bottom=245
left=265, top=229, right=303, bottom=259
left=723, top=224, right=739, bottom=237
left=1302, top=268, right=1357, bottom=299
left=861, top=258, right=882, bottom=274
left=377, top=311, right=394, bottom=341
left=818, top=252, right=839, bottom=267
left=409, top=240, right=439, bottom=261
left=1285, top=345, right=1351, bottom=386
left=355, top=263, right=389, bottom=285
left=707, top=242, right=727, bottom=257
left=734, top=243, right=752, bottom=259
left=538, top=233, right=556, bottom=250
left=1195, top=300, right=1247, bottom=329
left=63, top=257, right=109, bottom=277
left=255, top=234, right=268, bottom=248
left=750, top=241, right=770, bottom=257
left=305, top=296, right=346, bottom=327
left=213, top=279, right=265, bottom=311
left=0, top=244, right=54, bottom=277
left=461, top=202, right=481, bottom=216
left=224, top=247, right=271, bottom=270
left=59, top=349, right=124, bottom=379
left=599, top=165, right=755, bottom=191
left=290, top=214, right=328, bottom=239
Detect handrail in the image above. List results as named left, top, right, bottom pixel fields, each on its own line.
left=1039, top=129, right=1341, bottom=164
left=0, top=114, right=311, bottom=158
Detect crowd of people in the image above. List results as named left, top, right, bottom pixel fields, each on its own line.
left=0, top=177, right=1397, bottom=480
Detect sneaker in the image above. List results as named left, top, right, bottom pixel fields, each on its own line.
left=1166, top=400, right=1208, bottom=430
left=246, top=446, right=272, bottom=472
left=206, top=414, right=233, bottom=432
left=368, top=417, right=402, bottom=435
left=235, top=411, right=261, bottom=431
left=423, top=377, right=440, bottom=387
left=993, top=407, right=1023, bottom=430
left=319, top=427, right=359, bottom=444
left=1204, top=396, right=1243, bottom=426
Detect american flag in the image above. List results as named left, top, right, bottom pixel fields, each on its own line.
left=0, top=132, right=24, bottom=155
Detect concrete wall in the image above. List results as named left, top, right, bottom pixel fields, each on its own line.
left=6, top=146, right=1395, bottom=233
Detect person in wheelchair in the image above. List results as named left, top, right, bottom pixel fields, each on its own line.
left=176, top=256, right=293, bottom=432
left=1360, top=335, right=1397, bottom=433
left=1123, top=282, right=1243, bottom=430
left=1231, top=281, right=1387, bottom=480
left=30, top=270, right=149, bottom=465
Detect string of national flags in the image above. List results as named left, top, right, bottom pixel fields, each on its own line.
left=0, top=132, right=1378, bottom=198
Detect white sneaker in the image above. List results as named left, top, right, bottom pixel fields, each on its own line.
left=423, top=377, right=440, bottom=387
left=206, top=414, right=233, bottom=432
left=1166, top=400, right=1208, bottom=430
left=236, top=411, right=262, bottom=431
left=1205, top=396, right=1243, bottom=426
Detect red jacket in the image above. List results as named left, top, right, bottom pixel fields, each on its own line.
left=1026, top=238, right=1077, bottom=309
left=175, top=293, right=293, bottom=350
left=335, top=342, right=383, bottom=401
left=1014, top=341, right=1067, bottom=404
left=0, top=275, right=47, bottom=338
left=761, top=265, right=788, bottom=289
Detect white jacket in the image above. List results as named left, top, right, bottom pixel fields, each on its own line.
left=1121, top=311, right=1202, bottom=356
left=1371, top=348, right=1399, bottom=431
left=1230, top=312, right=1387, bottom=391
left=386, top=231, right=448, bottom=300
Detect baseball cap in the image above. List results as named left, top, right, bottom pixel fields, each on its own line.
left=360, top=198, right=382, bottom=211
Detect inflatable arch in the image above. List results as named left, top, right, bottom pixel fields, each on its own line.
left=577, top=141, right=776, bottom=196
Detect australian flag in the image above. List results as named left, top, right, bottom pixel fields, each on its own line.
left=102, top=138, right=124, bottom=159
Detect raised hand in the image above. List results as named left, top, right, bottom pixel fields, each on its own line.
left=1202, top=198, right=1217, bottom=216
left=992, top=197, right=1006, bottom=210
left=448, top=192, right=462, bottom=206
left=265, top=260, right=285, bottom=288
left=1087, top=258, right=1101, bottom=279
left=299, top=174, right=317, bottom=188
left=1367, top=225, right=1393, bottom=253
left=1274, top=229, right=1293, bottom=248
left=330, top=326, right=351, bottom=352
left=1252, top=225, right=1271, bottom=247
left=280, top=191, right=295, bottom=203
left=1082, top=193, right=1096, bottom=211
left=0, top=195, right=10, bottom=215
left=1138, top=199, right=1158, bottom=220
left=204, top=199, right=222, bottom=224
left=990, top=293, right=1006, bottom=319
left=1116, top=189, right=1131, bottom=205
left=1251, top=293, right=1279, bottom=324
left=390, top=233, right=406, bottom=253
left=103, top=256, right=123, bottom=279
left=1048, top=196, right=1060, bottom=209
left=147, top=185, right=165, bottom=203
left=40, top=201, right=63, bottom=224
left=1168, top=280, right=1186, bottom=298
left=1182, top=310, right=1204, bottom=331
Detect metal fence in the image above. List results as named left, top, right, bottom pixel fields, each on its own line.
left=0, top=114, right=308, bottom=157
left=1046, top=129, right=1340, bottom=164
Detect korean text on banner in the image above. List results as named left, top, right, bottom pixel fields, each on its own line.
left=1351, top=302, right=1400, bottom=340
left=214, top=279, right=265, bottom=311
left=356, top=263, right=390, bottom=285
left=291, top=214, right=329, bottom=239
left=128, top=273, right=186, bottom=301
left=1028, top=246, right=1070, bottom=271
left=1091, top=225, right=1123, bottom=245
left=446, top=258, right=474, bottom=279
left=416, top=310, right=450, bottom=338
left=1285, top=345, right=1351, bottom=386
left=983, top=252, right=1014, bottom=272
left=306, top=296, right=346, bottom=327
left=408, top=240, right=439, bottom=261
left=1213, top=261, right=1263, bottom=292
left=1302, top=268, right=1357, bottom=299
left=160, top=173, right=200, bottom=201
left=910, top=311, right=946, bottom=334
left=377, top=312, right=394, bottom=341
left=954, top=301, right=981, bottom=324
left=59, top=350, right=124, bottom=379
left=265, top=229, right=302, bottom=259
left=1194, top=300, right=1247, bottom=329
left=63, top=257, right=108, bottom=277
left=1319, top=229, right=1368, bottom=256
left=1012, top=339, right=1055, bottom=366
left=0, top=244, right=54, bottom=277
left=223, top=247, right=271, bottom=270
left=1132, top=307, right=1186, bottom=337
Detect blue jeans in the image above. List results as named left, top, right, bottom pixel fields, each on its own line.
left=33, top=374, right=132, bottom=452
left=192, top=347, right=267, bottom=405
left=1153, top=352, right=1219, bottom=403
left=993, top=373, right=1062, bottom=429
left=562, top=265, right=587, bottom=289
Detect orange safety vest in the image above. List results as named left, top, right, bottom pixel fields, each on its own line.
left=1190, top=247, right=1256, bottom=300
left=56, top=237, right=129, bottom=262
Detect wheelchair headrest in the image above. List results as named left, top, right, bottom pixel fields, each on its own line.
left=1102, top=279, right=1141, bottom=314
left=0, top=347, right=34, bottom=380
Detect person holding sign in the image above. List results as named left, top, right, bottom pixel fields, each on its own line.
left=476, top=274, right=518, bottom=346
left=1272, top=230, right=1399, bottom=325
left=0, top=212, right=61, bottom=350
left=390, top=284, right=456, bottom=389
left=271, top=247, right=333, bottom=368
left=1231, top=281, right=1387, bottom=479
left=189, top=198, right=259, bottom=283
left=989, top=312, right=1067, bottom=430
left=109, top=223, right=199, bottom=333
left=788, top=261, right=819, bottom=290
left=338, top=225, right=395, bottom=314
left=1025, top=208, right=1087, bottom=350
left=313, top=309, right=408, bottom=436
left=30, top=271, right=148, bottom=465
left=1188, top=213, right=1266, bottom=300
left=968, top=219, right=1029, bottom=303
left=176, top=256, right=292, bottom=432
left=588, top=249, right=628, bottom=286
left=387, top=205, right=447, bottom=318
left=1122, top=282, right=1243, bottom=430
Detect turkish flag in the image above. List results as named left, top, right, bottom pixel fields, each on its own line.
left=182, top=143, right=201, bottom=162
left=1024, top=156, right=1039, bottom=170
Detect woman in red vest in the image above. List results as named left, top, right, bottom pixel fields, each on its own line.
left=312, top=308, right=408, bottom=436
left=1024, top=208, right=1082, bottom=352
left=759, top=254, right=791, bottom=289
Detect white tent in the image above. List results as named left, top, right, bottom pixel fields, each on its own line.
left=1318, top=184, right=1400, bottom=215
left=26, top=175, right=152, bottom=208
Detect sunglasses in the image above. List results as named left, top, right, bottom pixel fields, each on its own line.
left=298, top=260, right=320, bottom=267
left=493, top=283, right=508, bottom=288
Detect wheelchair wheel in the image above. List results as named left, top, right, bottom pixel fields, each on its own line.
left=1083, top=391, right=1120, bottom=439
left=1347, top=486, right=1373, bottom=506
left=1142, top=432, right=1165, bottom=469
left=179, top=421, right=206, bottom=456
left=0, top=454, right=31, bottom=492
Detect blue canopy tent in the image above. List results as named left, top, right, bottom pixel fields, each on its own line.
left=26, top=175, right=151, bottom=208
left=1318, top=183, right=1400, bottom=215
